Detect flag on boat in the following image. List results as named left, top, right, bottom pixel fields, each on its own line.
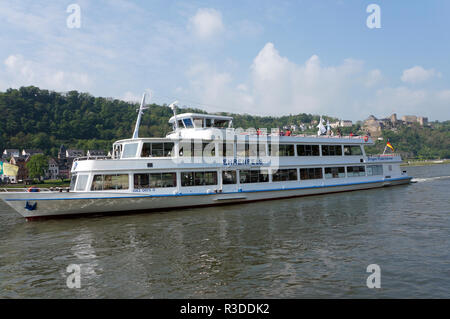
left=386, top=141, right=394, bottom=151
left=317, top=116, right=327, bottom=136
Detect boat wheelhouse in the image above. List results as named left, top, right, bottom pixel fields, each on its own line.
left=0, top=97, right=412, bottom=219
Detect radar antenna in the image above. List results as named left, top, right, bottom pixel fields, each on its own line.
left=169, top=100, right=179, bottom=130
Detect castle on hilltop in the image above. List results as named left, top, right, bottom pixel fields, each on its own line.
left=363, top=113, right=428, bottom=137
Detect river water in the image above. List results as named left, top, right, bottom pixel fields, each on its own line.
left=0, top=164, right=449, bottom=298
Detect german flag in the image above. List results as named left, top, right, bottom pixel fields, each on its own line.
left=386, top=141, right=394, bottom=151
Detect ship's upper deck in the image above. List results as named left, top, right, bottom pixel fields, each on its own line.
left=163, top=112, right=373, bottom=144
left=168, top=113, right=233, bottom=129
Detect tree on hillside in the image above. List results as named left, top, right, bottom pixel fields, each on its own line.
left=26, top=154, right=48, bottom=180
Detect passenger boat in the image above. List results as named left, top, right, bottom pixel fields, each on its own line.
left=0, top=95, right=412, bottom=219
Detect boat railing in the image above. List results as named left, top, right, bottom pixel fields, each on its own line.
left=74, top=155, right=111, bottom=162
left=367, top=154, right=402, bottom=161
left=238, top=132, right=368, bottom=139
left=0, top=187, right=61, bottom=193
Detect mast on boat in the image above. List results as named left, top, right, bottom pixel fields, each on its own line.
left=132, top=92, right=149, bottom=139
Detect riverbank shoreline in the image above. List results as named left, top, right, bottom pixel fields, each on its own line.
left=401, top=159, right=450, bottom=167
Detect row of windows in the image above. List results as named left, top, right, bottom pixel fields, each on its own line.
left=91, top=174, right=129, bottom=190
left=179, top=142, right=217, bottom=157
left=134, top=172, right=177, bottom=188
left=347, top=166, right=366, bottom=177
left=122, top=142, right=363, bottom=158
left=86, top=165, right=384, bottom=190
left=181, top=171, right=218, bottom=187
left=239, top=169, right=269, bottom=184
left=141, top=142, right=174, bottom=157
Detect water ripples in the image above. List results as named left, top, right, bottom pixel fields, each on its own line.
left=0, top=164, right=449, bottom=298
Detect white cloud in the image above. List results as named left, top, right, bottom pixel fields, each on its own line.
left=188, top=8, right=224, bottom=39
left=249, top=43, right=365, bottom=116
left=122, top=91, right=142, bottom=103
left=185, top=63, right=253, bottom=113
left=368, top=86, right=450, bottom=119
left=401, top=66, right=440, bottom=84
left=2, top=54, right=91, bottom=92
left=183, top=43, right=450, bottom=120
left=365, top=69, right=382, bottom=87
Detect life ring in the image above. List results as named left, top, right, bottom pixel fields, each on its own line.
left=27, top=187, right=40, bottom=193
left=364, top=135, right=369, bottom=142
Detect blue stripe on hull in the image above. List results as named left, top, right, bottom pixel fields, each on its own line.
left=5, top=176, right=412, bottom=202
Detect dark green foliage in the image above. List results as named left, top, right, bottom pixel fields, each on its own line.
left=0, top=86, right=199, bottom=156
left=1, top=86, right=448, bottom=160
left=365, top=123, right=450, bottom=159
left=26, top=154, right=48, bottom=179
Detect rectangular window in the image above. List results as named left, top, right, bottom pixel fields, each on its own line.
left=213, top=120, right=229, bottom=128
left=149, top=173, right=177, bottom=188
left=76, top=174, right=89, bottom=191
left=164, top=143, right=174, bottom=157
left=141, top=142, right=174, bottom=157
left=297, top=145, right=320, bottom=156
left=347, top=166, right=366, bottom=177
left=202, top=142, right=216, bottom=157
left=179, top=142, right=192, bottom=157
left=300, top=168, right=323, bottom=180
left=236, top=142, right=249, bottom=157
left=222, top=170, right=237, bottom=184
left=91, top=175, right=103, bottom=191
left=324, top=167, right=346, bottom=179
left=235, top=142, right=266, bottom=157
left=141, top=143, right=151, bottom=157
left=219, top=142, right=235, bottom=157
left=179, top=141, right=210, bottom=157
left=257, top=143, right=267, bottom=157
left=70, top=175, right=77, bottom=191
left=322, top=145, right=342, bottom=156
left=181, top=171, right=217, bottom=186
left=122, top=143, right=139, bottom=158
left=344, top=145, right=363, bottom=156
left=134, top=173, right=149, bottom=189
left=91, top=174, right=129, bottom=190
left=181, top=172, right=194, bottom=186
left=193, top=118, right=203, bottom=128
left=272, top=169, right=298, bottom=182
left=151, top=143, right=164, bottom=157
left=239, top=169, right=269, bottom=184
left=269, top=144, right=295, bottom=156
left=183, top=118, right=194, bottom=128
left=248, top=143, right=259, bottom=157
left=367, top=165, right=383, bottom=176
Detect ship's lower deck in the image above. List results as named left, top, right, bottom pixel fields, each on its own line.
left=1, top=176, right=412, bottom=219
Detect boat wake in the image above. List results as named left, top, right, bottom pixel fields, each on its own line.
left=411, top=176, right=450, bottom=183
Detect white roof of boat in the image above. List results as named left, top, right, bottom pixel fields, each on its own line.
left=168, top=113, right=233, bottom=123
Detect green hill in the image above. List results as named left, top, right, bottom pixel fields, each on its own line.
left=1, top=86, right=448, bottom=159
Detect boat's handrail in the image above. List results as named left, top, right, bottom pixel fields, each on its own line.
left=238, top=132, right=369, bottom=139
left=368, top=153, right=401, bottom=157
left=0, top=187, right=69, bottom=193
left=366, top=154, right=402, bottom=162
left=74, top=155, right=111, bottom=162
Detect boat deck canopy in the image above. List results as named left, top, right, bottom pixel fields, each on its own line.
left=168, top=113, right=233, bottom=129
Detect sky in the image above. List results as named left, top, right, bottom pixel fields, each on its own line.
left=1, top=0, right=449, bottom=121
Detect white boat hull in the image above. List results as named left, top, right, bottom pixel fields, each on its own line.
left=0, top=177, right=411, bottom=219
